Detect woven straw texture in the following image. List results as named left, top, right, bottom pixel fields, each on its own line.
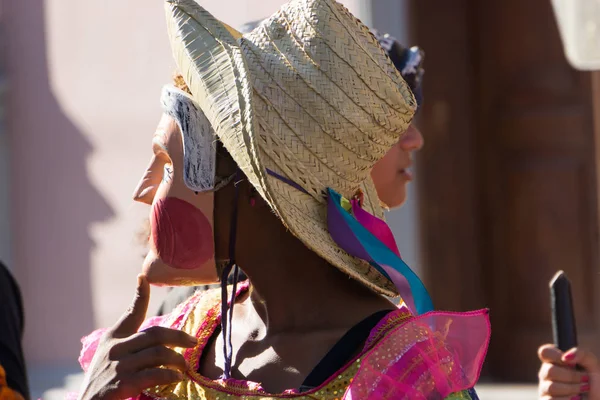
left=165, top=0, right=416, bottom=296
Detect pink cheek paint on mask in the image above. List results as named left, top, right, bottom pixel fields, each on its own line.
left=150, top=197, right=214, bottom=270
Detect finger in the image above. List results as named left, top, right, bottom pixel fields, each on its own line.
left=111, top=326, right=197, bottom=356
left=563, top=348, right=600, bottom=372
left=113, top=368, right=184, bottom=399
left=539, top=344, right=565, bottom=364
left=539, top=363, right=587, bottom=384
left=120, top=346, right=188, bottom=373
left=134, top=368, right=185, bottom=389
left=113, top=275, right=150, bottom=337
left=539, top=380, right=584, bottom=397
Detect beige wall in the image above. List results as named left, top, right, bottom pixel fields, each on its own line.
left=7, top=0, right=166, bottom=366
left=5, top=0, right=416, bottom=375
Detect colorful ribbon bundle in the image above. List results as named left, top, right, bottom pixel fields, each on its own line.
left=326, top=188, right=491, bottom=399
left=327, top=188, right=433, bottom=315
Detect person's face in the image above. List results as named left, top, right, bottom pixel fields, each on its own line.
left=132, top=114, right=219, bottom=286
left=370, top=124, right=424, bottom=209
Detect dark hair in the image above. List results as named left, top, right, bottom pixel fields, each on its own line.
left=372, top=30, right=425, bottom=107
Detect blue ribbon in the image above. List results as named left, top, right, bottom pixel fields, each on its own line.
left=327, top=188, right=433, bottom=315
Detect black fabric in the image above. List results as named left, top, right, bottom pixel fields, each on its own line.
left=0, top=261, right=30, bottom=399
left=299, top=309, right=394, bottom=392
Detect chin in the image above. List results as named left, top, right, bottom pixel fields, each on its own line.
left=380, top=190, right=407, bottom=210
left=142, top=250, right=219, bottom=286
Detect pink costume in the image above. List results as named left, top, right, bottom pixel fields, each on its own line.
left=78, top=281, right=489, bottom=399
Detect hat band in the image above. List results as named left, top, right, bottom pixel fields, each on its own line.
left=266, top=168, right=310, bottom=195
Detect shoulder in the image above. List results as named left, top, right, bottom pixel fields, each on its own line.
left=350, top=309, right=490, bottom=399
left=363, top=305, right=412, bottom=349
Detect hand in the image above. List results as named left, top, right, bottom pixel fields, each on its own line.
left=538, top=344, right=600, bottom=400
left=78, top=275, right=198, bottom=400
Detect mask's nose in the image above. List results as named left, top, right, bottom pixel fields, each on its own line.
left=133, top=156, right=162, bottom=205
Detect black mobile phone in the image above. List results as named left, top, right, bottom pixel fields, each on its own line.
left=550, top=270, right=578, bottom=352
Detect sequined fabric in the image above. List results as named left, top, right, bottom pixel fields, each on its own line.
left=144, top=282, right=368, bottom=399
left=343, top=310, right=490, bottom=399
left=78, top=282, right=484, bottom=400
left=140, top=285, right=484, bottom=400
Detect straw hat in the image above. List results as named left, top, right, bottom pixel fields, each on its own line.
left=164, top=0, right=416, bottom=296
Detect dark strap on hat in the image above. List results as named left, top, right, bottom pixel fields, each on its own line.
left=266, top=168, right=310, bottom=195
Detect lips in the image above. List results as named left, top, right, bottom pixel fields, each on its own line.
left=399, top=166, right=413, bottom=180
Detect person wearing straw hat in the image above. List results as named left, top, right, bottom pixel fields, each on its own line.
left=151, top=28, right=425, bottom=317
left=370, top=30, right=424, bottom=210
left=76, top=0, right=490, bottom=399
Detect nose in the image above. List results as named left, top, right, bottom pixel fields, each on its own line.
left=133, top=157, right=162, bottom=205
left=133, top=178, right=157, bottom=206
left=399, top=124, right=424, bottom=151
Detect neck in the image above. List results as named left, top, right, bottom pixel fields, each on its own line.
left=235, top=211, right=393, bottom=334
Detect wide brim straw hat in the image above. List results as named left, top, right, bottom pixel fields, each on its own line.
left=165, top=0, right=416, bottom=296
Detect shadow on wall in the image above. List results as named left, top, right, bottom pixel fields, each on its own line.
left=5, top=0, right=114, bottom=375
